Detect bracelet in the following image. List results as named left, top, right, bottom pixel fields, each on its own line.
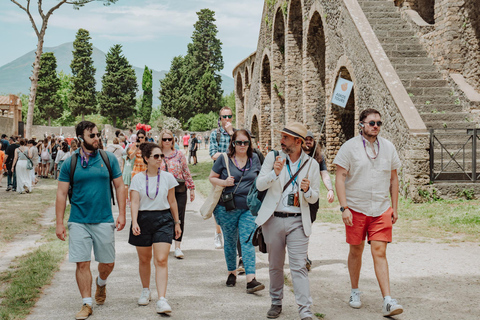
left=174, top=220, right=181, bottom=225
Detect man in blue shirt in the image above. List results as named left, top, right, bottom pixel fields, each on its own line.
left=209, top=106, right=235, bottom=161
left=55, top=121, right=126, bottom=320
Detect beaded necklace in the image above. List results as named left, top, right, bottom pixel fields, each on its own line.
left=145, top=168, right=161, bottom=200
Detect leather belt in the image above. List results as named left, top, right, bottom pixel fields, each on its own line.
left=274, top=211, right=301, bottom=218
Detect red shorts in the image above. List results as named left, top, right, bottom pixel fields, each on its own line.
left=345, top=207, right=393, bottom=245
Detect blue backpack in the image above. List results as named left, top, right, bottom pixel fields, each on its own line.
left=247, top=150, right=278, bottom=216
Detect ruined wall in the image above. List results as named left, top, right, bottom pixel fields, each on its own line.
left=233, top=0, right=431, bottom=200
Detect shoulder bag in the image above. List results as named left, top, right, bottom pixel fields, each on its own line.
left=200, top=153, right=231, bottom=220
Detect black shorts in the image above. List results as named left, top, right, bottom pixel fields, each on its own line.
left=128, top=210, right=174, bottom=246
left=190, top=150, right=197, bottom=157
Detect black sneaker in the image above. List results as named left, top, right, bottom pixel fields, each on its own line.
left=237, top=258, right=245, bottom=275
left=267, top=304, right=282, bottom=319
left=246, top=278, right=265, bottom=294
left=226, top=274, right=236, bottom=287
left=6, top=186, right=11, bottom=191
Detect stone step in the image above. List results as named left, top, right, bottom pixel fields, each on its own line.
left=411, top=96, right=458, bottom=105
left=378, top=37, right=420, bottom=46
left=364, top=12, right=399, bottom=19
left=402, top=79, right=448, bottom=88
left=387, top=50, right=427, bottom=58
left=360, top=6, right=399, bottom=13
left=359, top=1, right=396, bottom=7
left=396, top=71, right=442, bottom=80
left=371, top=23, right=412, bottom=31
left=370, top=17, right=405, bottom=25
left=374, top=30, right=415, bottom=38
left=433, top=183, right=480, bottom=198
left=416, top=104, right=464, bottom=113
left=421, top=112, right=472, bottom=123
left=424, top=121, right=474, bottom=129
left=395, top=64, right=437, bottom=72
left=407, top=86, right=457, bottom=96
left=390, top=57, right=434, bottom=65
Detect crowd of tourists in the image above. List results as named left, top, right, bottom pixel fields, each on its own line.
left=49, top=106, right=403, bottom=320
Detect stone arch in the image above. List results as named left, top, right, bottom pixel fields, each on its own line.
left=416, top=0, right=435, bottom=24
left=245, top=66, right=250, bottom=87
left=260, top=53, right=272, bottom=151
left=251, top=113, right=260, bottom=150
left=271, top=8, right=286, bottom=149
left=235, top=72, right=245, bottom=128
left=285, top=0, right=303, bottom=123
left=327, top=65, right=357, bottom=170
left=304, top=10, right=326, bottom=140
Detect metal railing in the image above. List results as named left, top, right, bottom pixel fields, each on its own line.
left=429, top=128, right=480, bottom=182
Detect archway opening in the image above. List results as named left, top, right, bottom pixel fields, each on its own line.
left=245, top=67, right=250, bottom=87
left=286, top=0, right=303, bottom=123
left=236, top=72, right=245, bottom=128
left=305, top=11, right=326, bottom=140
left=260, top=55, right=272, bottom=150
left=251, top=115, right=260, bottom=150
left=272, top=8, right=286, bottom=149
left=416, top=0, right=435, bottom=24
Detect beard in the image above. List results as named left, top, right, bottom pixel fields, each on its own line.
left=83, top=140, right=98, bottom=152
left=281, top=144, right=295, bottom=154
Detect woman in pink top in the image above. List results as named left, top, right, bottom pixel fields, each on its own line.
left=182, top=134, right=190, bottom=152
left=160, top=130, right=195, bottom=259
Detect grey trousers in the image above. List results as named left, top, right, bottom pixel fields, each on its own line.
left=262, top=215, right=312, bottom=319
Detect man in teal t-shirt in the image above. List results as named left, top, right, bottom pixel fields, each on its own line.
left=55, top=121, right=126, bottom=320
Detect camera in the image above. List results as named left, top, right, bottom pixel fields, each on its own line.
left=287, top=193, right=295, bottom=206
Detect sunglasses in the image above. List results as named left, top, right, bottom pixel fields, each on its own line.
left=138, top=136, right=145, bottom=139
left=222, top=115, right=233, bottom=119
left=88, top=133, right=101, bottom=139
left=234, top=140, right=250, bottom=146
left=162, top=138, right=173, bottom=142
left=150, top=154, right=163, bottom=160
left=364, top=121, right=383, bottom=127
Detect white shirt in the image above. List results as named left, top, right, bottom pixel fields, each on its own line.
left=333, top=135, right=401, bottom=217
left=130, top=170, right=178, bottom=211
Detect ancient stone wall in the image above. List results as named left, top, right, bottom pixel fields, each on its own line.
left=233, top=0, right=431, bottom=200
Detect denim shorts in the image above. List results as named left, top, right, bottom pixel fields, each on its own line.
left=68, top=222, right=116, bottom=263
left=128, top=210, right=174, bottom=246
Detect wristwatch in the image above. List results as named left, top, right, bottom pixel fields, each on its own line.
left=174, top=220, right=181, bottom=225
left=340, top=206, right=349, bottom=212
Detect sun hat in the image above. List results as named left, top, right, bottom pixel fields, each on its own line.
left=277, top=122, right=307, bottom=142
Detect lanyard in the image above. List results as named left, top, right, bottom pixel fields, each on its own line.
left=361, top=135, right=380, bottom=160
left=145, top=168, right=161, bottom=200
left=80, top=147, right=95, bottom=168
left=233, top=156, right=252, bottom=172
left=286, top=158, right=302, bottom=189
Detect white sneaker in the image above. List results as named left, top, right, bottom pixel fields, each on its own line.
left=383, top=298, right=403, bottom=317
left=349, top=291, right=362, bottom=308
left=137, top=289, right=151, bottom=306
left=214, top=233, right=223, bottom=249
left=156, top=297, right=172, bottom=314
left=174, top=248, right=184, bottom=259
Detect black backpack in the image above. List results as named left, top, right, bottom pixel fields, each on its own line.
left=68, top=150, right=115, bottom=205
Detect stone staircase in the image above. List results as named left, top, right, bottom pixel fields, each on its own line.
left=358, top=0, right=474, bottom=130
left=358, top=0, right=480, bottom=195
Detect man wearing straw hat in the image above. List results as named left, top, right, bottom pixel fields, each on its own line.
left=256, top=122, right=320, bottom=320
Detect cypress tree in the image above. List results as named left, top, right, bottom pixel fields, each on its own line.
left=36, top=52, right=63, bottom=126
left=139, top=66, right=153, bottom=124
left=69, top=28, right=97, bottom=120
left=99, top=44, right=138, bottom=128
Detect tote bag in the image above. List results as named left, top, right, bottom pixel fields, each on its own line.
left=200, top=153, right=231, bottom=220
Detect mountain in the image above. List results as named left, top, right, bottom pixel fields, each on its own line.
left=0, top=42, right=234, bottom=107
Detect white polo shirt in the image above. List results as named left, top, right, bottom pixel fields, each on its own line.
left=333, top=135, right=401, bottom=217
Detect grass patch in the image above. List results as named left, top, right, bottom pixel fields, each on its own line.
left=189, top=161, right=214, bottom=198
left=315, top=313, right=326, bottom=319
left=314, top=175, right=480, bottom=242
left=0, top=179, right=58, bottom=242
left=0, top=209, right=70, bottom=320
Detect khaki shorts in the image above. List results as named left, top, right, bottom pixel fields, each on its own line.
left=68, top=222, right=116, bottom=263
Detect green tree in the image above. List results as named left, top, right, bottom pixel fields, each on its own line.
left=56, top=71, right=76, bottom=126
left=10, top=0, right=118, bottom=138
left=188, top=111, right=218, bottom=131
left=221, top=91, right=236, bottom=123
left=99, top=44, right=138, bottom=128
left=185, top=8, right=224, bottom=113
left=69, top=28, right=97, bottom=120
left=139, top=66, right=153, bottom=124
left=36, top=52, right=63, bottom=126
left=159, top=55, right=191, bottom=124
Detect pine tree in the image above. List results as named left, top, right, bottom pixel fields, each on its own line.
left=36, top=52, right=63, bottom=126
left=139, top=66, right=153, bottom=124
left=99, top=44, right=138, bottom=128
left=69, top=28, right=97, bottom=120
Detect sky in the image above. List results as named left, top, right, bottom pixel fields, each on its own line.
left=0, top=0, right=265, bottom=75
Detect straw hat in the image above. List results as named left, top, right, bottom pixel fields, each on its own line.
left=277, top=122, right=307, bottom=142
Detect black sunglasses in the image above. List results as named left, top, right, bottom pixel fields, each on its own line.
left=88, top=133, right=101, bottom=139
left=234, top=140, right=250, bottom=146
left=364, top=121, right=383, bottom=127
left=162, top=138, right=173, bottom=142
left=150, top=154, right=163, bottom=160
left=138, top=135, right=145, bottom=139
left=222, top=115, right=233, bottom=119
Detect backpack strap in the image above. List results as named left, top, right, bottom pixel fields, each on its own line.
left=99, top=150, right=115, bottom=206
left=68, top=153, right=78, bottom=203
left=216, top=129, right=221, bottom=144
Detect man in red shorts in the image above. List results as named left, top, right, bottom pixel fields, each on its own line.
left=334, top=108, right=403, bottom=317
